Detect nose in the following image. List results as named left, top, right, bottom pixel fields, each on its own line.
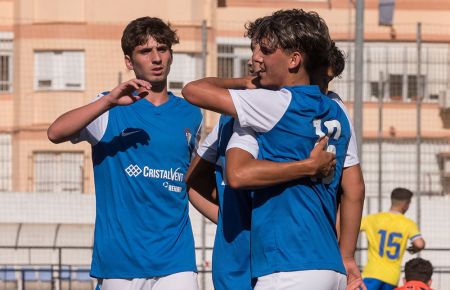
left=150, top=50, right=162, bottom=64
left=252, top=46, right=263, bottom=65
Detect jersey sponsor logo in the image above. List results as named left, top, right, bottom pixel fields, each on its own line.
left=121, top=128, right=143, bottom=137
left=124, top=164, right=184, bottom=182
left=163, top=181, right=182, bottom=193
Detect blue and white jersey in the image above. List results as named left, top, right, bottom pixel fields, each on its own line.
left=74, top=92, right=202, bottom=278
left=229, top=85, right=351, bottom=278
left=197, top=115, right=254, bottom=290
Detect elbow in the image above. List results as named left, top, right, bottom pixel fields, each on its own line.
left=226, top=168, right=250, bottom=189
left=181, top=82, right=197, bottom=105
left=415, top=238, right=426, bottom=251
left=47, top=126, right=64, bottom=144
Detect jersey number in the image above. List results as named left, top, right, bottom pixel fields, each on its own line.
left=378, top=230, right=403, bottom=259
left=312, top=119, right=341, bottom=184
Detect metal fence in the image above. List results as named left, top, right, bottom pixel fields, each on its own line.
left=1, top=10, right=450, bottom=290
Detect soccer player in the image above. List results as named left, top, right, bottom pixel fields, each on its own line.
left=361, top=188, right=426, bottom=290
left=183, top=9, right=361, bottom=289
left=47, top=17, right=202, bottom=290
left=394, top=258, right=433, bottom=290
left=186, top=60, right=336, bottom=290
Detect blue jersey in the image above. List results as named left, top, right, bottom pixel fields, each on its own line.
left=229, top=85, right=351, bottom=278
left=208, top=115, right=254, bottom=290
left=87, top=92, right=202, bottom=278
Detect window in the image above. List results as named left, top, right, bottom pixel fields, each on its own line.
left=407, top=75, right=425, bottom=99
left=370, top=82, right=380, bottom=99
left=389, top=74, right=403, bottom=100
left=34, top=152, right=84, bottom=193
left=0, top=34, right=13, bottom=93
left=217, top=43, right=251, bottom=79
left=0, top=134, right=11, bottom=192
left=218, top=45, right=234, bottom=78
left=217, top=0, right=226, bottom=7
left=167, top=53, right=201, bottom=92
left=34, top=51, right=85, bottom=91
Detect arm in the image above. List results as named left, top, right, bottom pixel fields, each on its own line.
left=408, top=237, right=426, bottom=254
left=338, top=164, right=366, bottom=288
left=185, top=154, right=219, bottom=224
left=47, top=79, right=151, bottom=143
left=181, top=77, right=257, bottom=118
left=226, top=137, right=336, bottom=189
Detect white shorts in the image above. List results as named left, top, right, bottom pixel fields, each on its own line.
left=255, top=270, right=347, bottom=290
left=96, top=271, right=199, bottom=290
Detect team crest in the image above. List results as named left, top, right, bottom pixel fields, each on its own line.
left=185, top=128, right=192, bottom=145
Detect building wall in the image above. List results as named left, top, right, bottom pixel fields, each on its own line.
left=1, top=0, right=450, bottom=193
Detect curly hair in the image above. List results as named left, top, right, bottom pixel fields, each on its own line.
left=245, top=9, right=332, bottom=75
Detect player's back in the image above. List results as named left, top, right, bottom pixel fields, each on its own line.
left=251, top=85, right=351, bottom=278
left=361, top=212, right=421, bottom=285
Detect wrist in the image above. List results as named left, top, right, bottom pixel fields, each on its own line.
left=99, top=94, right=116, bottom=110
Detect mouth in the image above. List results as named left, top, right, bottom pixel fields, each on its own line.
left=152, top=67, right=164, bottom=74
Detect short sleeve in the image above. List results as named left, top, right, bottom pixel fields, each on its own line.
left=408, top=221, right=422, bottom=242
left=328, top=91, right=359, bottom=167
left=229, top=88, right=291, bottom=133
left=70, top=92, right=109, bottom=146
left=226, top=122, right=259, bottom=159
left=197, top=123, right=219, bottom=164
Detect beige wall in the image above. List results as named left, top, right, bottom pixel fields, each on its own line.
left=3, top=0, right=450, bottom=192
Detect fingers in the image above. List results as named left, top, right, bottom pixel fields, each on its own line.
left=316, top=136, right=329, bottom=150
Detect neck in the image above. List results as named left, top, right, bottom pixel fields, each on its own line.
left=283, top=71, right=311, bottom=87
left=145, top=82, right=169, bottom=106
left=389, top=207, right=404, bottom=214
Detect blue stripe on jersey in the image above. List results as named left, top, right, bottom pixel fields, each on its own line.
left=212, top=115, right=254, bottom=290
left=90, top=92, right=202, bottom=278
left=251, top=85, right=351, bottom=278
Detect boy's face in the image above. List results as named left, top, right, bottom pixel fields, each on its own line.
left=251, top=39, right=291, bottom=89
left=125, top=36, right=172, bottom=85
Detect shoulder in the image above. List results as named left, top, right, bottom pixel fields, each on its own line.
left=174, top=94, right=202, bottom=115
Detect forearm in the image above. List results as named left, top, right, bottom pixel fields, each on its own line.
left=226, top=148, right=317, bottom=189
left=339, top=165, right=365, bottom=258
left=182, top=77, right=248, bottom=117
left=188, top=188, right=218, bottom=224
left=48, top=97, right=113, bottom=143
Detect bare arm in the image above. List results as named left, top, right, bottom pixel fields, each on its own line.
left=185, top=155, right=219, bottom=224
left=47, top=79, right=151, bottom=143
left=181, top=77, right=257, bottom=118
left=225, top=137, right=336, bottom=189
left=338, top=164, right=366, bottom=288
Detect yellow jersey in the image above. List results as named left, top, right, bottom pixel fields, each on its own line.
left=360, top=212, right=421, bottom=286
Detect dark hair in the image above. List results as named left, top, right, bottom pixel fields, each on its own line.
left=329, top=42, right=345, bottom=79
left=245, top=9, right=332, bottom=75
left=391, top=187, right=414, bottom=202
left=405, top=258, right=433, bottom=283
left=121, top=17, right=179, bottom=57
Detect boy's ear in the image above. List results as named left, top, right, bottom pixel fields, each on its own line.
left=288, top=51, right=302, bottom=70
left=124, top=55, right=133, bottom=70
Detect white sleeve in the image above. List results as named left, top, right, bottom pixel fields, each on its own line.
left=328, top=92, right=360, bottom=167
left=196, top=122, right=219, bottom=164
left=229, top=88, right=291, bottom=132
left=70, top=92, right=109, bottom=146
left=226, top=122, right=259, bottom=159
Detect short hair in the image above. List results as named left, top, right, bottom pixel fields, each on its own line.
left=121, top=17, right=179, bottom=57
left=391, top=187, right=413, bottom=203
left=404, top=258, right=433, bottom=283
left=245, top=9, right=332, bottom=75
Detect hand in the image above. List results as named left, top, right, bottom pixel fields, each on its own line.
left=243, top=75, right=261, bottom=89
left=309, top=137, right=336, bottom=178
left=407, top=246, right=416, bottom=254
left=343, top=257, right=367, bottom=290
left=104, top=79, right=151, bottom=107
